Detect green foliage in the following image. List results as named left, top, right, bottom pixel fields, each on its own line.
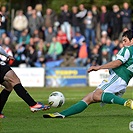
left=44, top=0, right=133, bottom=12
left=0, top=87, right=132, bottom=133
left=44, top=0, right=77, bottom=14
left=0, top=0, right=133, bottom=13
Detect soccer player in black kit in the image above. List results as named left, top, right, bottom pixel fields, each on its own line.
left=0, top=13, right=49, bottom=118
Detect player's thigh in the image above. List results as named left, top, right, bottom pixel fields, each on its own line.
left=4, top=70, right=21, bottom=87
left=97, top=73, right=127, bottom=94
left=1, top=81, right=13, bottom=91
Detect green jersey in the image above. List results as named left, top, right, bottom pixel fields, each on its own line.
left=112, top=45, right=133, bottom=84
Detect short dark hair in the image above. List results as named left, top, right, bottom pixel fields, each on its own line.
left=122, top=30, right=133, bottom=41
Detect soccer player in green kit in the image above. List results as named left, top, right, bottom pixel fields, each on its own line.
left=43, top=29, right=133, bottom=118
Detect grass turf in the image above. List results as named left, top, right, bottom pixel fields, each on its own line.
left=0, top=87, right=133, bottom=133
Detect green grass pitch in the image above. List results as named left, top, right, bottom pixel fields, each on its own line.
left=0, top=86, right=133, bottom=133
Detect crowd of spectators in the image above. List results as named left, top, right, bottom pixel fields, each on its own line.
left=0, top=2, right=132, bottom=67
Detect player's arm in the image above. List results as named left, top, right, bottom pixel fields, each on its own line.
left=0, top=46, right=14, bottom=60
left=0, top=46, right=9, bottom=57
left=88, top=60, right=122, bottom=73
left=99, top=59, right=122, bottom=69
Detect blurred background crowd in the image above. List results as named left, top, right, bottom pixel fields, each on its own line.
left=0, top=2, right=132, bottom=68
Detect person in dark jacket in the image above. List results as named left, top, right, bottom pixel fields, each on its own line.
left=58, top=4, right=72, bottom=41
left=111, top=5, right=122, bottom=40
left=120, top=2, right=132, bottom=29
left=71, top=6, right=80, bottom=37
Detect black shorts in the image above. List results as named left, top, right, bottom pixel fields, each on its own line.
left=0, top=61, right=12, bottom=84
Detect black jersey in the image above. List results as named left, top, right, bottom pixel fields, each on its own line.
left=0, top=61, right=12, bottom=84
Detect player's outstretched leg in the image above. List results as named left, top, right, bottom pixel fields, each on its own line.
left=43, top=90, right=133, bottom=118
left=0, top=89, right=11, bottom=118
left=13, top=83, right=50, bottom=112
left=43, top=91, right=96, bottom=118
left=101, top=92, right=133, bottom=109
left=43, top=100, right=88, bottom=118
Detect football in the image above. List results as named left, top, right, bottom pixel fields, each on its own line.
left=48, top=91, right=65, bottom=108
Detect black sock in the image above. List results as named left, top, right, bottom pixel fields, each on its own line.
left=0, top=89, right=11, bottom=113
left=14, top=83, right=36, bottom=106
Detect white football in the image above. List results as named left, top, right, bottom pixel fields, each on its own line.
left=48, top=91, right=65, bottom=108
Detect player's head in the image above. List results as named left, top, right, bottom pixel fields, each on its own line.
left=122, top=30, right=133, bottom=46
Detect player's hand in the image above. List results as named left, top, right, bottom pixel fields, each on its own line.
left=87, top=66, right=101, bottom=73
left=7, top=55, right=15, bottom=60
left=6, top=56, right=15, bottom=65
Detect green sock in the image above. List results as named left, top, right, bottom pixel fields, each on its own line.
left=60, top=100, right=88, bottom=117
left=101, top=92, right=126, bottom=105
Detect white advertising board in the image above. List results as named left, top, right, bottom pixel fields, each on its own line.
left=88, top=69, right=133, bottom=87
left=88, top=69, right=109, bottom=86
left=12, top=68, right=45, bottom=87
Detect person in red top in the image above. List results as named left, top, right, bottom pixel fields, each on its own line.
left=74, top=40, right=88, bottom=66
left=56, top=28, right=69, bottom=52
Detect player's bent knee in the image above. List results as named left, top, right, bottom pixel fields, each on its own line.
left=2, top=81, right=13, bottom=91
left=82, top=92, right=94, bottom=104
left=93, top=89, right=103, bottom=102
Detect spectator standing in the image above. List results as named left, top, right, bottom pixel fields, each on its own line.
left=84, top=11, right=96, bottom=47
left=35, top=4, right=43, bottom=18
left=28, top=9, right=42, bottom=36
left=120, top=2, right=132, bottom=29
left=76, top=4, right=87, bottom=36
left=111, top=5, right=122, bottom=40
left=100, top=5, right=110, bottom=32
left=13, top=10, right=28, bottom=42
left=59, top=4, right=72, bottom=41
left=25, top=6, right=33, bottom=20
left=0, top=6, right=9, bottom=37
left=42, top=8, right=56, bottom=37
left=91, top=5, right=101, bottom=42
left=71, top=6, right=80, bottom=37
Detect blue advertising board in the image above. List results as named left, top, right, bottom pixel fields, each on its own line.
left=46, top=67, right=87, bottom=87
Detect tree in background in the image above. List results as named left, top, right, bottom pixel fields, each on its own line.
left=0, top=0, right=133, bottom=30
